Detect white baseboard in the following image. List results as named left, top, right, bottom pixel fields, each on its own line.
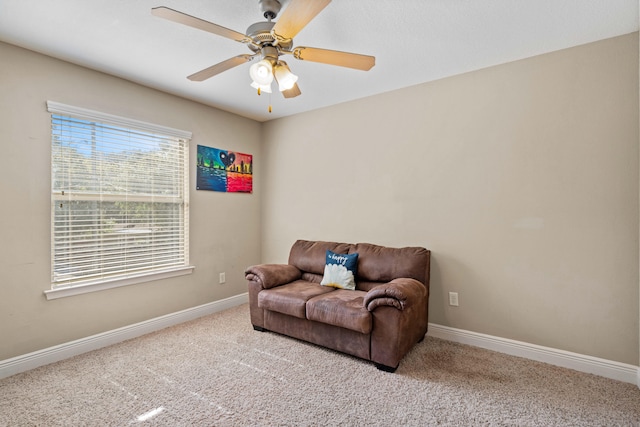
left=0, top=293, right=249, bottom=380
left=428, top=323, right=640, bottom=387
left=2, top=298, right=637, bottom=388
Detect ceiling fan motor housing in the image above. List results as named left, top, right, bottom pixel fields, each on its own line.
left=246, top=20, right=293, bottom=52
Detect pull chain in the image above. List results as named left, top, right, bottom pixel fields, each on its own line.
left=255, top=85, right=272, bottom=113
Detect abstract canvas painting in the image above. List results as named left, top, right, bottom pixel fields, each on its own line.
left=196, top=145, right=253, bottom=193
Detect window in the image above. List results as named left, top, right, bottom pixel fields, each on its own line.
left=46, top=101, right=192, bottom=299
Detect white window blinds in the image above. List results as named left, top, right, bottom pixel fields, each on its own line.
left=48, top=101, right=191, bottom=289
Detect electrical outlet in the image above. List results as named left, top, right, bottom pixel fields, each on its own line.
left=219, top=272, right=226, bottom=284
left=449, top=292, right=459, bottom=307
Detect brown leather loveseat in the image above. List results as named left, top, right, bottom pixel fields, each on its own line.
left=245, top=240, right=431, bottom=372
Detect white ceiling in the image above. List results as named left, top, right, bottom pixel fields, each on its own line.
left=0, top=0, right=637, bottom=122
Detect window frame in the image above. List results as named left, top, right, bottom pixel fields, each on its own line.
left=45, top=101, right=194, bottom=300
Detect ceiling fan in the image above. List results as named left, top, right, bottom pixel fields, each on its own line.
left=151, top=0, right=375, bottom=100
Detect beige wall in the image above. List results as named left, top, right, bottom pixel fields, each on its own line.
left=1, top=33, right=639, bottom=367
left=0, top=42, right=262, bottom=360
left=261, top=34, right=640, bottom=365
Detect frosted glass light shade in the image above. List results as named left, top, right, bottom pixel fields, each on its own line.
left=250, top=81, right=272, bottom=93
left=249, top=59, right=274, bottom=86
left=274, top=62, right=298, bottom=91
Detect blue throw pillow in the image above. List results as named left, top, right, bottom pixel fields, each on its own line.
left=320, top=250, right=358, bottom=290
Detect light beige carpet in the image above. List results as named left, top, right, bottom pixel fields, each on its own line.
left=1, top=304, right=639, bottom=426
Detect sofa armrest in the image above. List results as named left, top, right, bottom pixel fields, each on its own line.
left=245, top=264, right=302, bottom=289
left=363, top=278, right=427, bottom=311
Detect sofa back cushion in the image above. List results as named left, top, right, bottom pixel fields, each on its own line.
left=289, top=240, right=430, bottom=290
left=288, top=240, right=352, bottom=275
left=350, top=243, right=430, bottom=286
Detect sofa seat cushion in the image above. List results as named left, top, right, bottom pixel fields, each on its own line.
left=258, top=280, right=335, bottom=319
left=306, top=290, right=372, bottom=334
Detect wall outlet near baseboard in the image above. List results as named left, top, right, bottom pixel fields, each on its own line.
left=219, top=272, right=226, bottom=284
left=449, top=292, right=459, bottom=306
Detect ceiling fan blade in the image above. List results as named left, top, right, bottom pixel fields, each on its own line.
left=282, top=82, right=301, bottom=98
left=272, top=0, right=331, bottom=42
left=188, top=55, right=255, bottom=81
left=292, top=47, right=375, bottom=71
left=152, top=6, right=250, bottom=44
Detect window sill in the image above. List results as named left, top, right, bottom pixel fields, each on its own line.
left=44, top=266, right=195, bottom=300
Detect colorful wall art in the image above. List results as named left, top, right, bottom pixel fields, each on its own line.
left=196, top=145, right=253, bottom=193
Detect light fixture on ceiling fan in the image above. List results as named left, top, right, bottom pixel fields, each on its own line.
left=247, top=44, right=298, bottom=94
left=151, top=0, right=375, bottom=103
